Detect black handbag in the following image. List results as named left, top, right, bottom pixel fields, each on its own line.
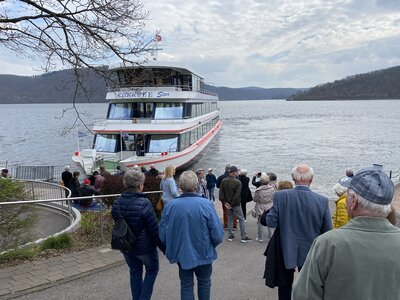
left=111, top=201, right=136, bottom=252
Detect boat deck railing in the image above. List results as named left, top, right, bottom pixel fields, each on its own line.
left=107, top=84, right=217, bottom=97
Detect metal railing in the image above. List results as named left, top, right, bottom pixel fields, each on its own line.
left=0, top=189, right=163, bottom=246
left=1, top=165, right=65, bottom=181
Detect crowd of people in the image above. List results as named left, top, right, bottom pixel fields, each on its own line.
left=60, top=164, right=162, bottom=210
left=63, top=162, right=399, bottom=300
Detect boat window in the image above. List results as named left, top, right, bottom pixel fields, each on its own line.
left=180, top=132, right=191, bottom=150
left=148, top=135, right=178, bottom=153
left=192, top=75, right=201, bottom=92
left=121, top=133, right=135, bottom=151
left=108, top=103, right=132, bottom=119
left=94, top=134, right=118, bottom=153
left=191, top=103, right=203, bottom=118
left=154, top=103, right=183, bottom=119
left=132, top=102, right=154, bottom=118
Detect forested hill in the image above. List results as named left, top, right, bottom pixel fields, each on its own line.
left=0, top=69, right=301, bottom=104
left=206, top=86, right=302, bottom=100
left=289, top=66, right=400, bottom=100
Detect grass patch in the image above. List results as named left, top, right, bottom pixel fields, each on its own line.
left=0, top=246, right=38, bottom=261
left=0, top=210, right=114, bottom=268
left=41, top=233, right=73, bottom=250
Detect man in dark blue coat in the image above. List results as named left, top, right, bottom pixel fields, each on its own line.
left=205, top=168, right=217, bottom=202
left=111, top=170, right=165, bottom=300
left=266, top=164, right=332, bottom=300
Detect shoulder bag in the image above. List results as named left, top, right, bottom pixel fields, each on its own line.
left=111, top=200, right=136, bottom=252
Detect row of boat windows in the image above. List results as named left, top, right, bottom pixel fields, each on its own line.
left=93, top=116, right=220, bottom=154
left=109, top=68, right=203, bottom=92
left=107, top=102, right=218, bottom=120
left=180, top=117, right=219, bottom=151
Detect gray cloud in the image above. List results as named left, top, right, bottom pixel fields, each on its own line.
left=2, top=0, right=400, bottom=88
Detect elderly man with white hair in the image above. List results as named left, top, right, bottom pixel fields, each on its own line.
left=266, top=164, right=332, bottom=300
left=159, top=170, right=224, bottom=300
left=293, top=166, right=400, bottom=300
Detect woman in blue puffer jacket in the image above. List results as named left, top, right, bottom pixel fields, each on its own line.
left=112, top=170, right=165, bottom=300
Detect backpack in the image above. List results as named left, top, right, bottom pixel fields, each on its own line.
left=111, top=201, right=136, bottom=252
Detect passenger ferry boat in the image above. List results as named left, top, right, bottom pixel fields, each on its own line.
left=72, top=63, right=222, bottom=174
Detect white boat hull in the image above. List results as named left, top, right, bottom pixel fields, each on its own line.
left=72, top=120, right=222, bottom=174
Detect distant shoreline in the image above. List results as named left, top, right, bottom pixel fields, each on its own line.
left=2, top=98, right=400, bottom=104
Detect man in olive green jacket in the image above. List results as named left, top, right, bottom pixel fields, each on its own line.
left=293, top=166, right=400, bottom=300
left=219, top=166, right=251, bottom=243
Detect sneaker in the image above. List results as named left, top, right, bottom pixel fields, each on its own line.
left=255, top=237, right=264, bottom=243
left=241, top=236, right=252, bottom=243
left=227, top=235, right=235, bottom=242
left=232, top=227, right=237, bottom=231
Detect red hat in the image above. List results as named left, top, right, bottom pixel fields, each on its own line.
left=83, top=179, right=91, bottom=185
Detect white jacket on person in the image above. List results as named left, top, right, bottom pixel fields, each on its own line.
left=253, top=183, right=275, bottom=217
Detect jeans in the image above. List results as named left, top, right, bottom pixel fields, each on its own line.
left=124, top=248, right=159, bottom=300
left=257, top=217, right=274, bottom=240
left=228, top=205, right=246, bottom=238
left=207, top=187, right=215, bottom=202
left=178, top=263, right=212, bottom=300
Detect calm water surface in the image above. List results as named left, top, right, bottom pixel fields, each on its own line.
left=1, top=100, right=399, bottom=197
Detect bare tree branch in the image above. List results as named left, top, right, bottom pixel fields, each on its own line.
left=0, top=0, right=160, bottom=129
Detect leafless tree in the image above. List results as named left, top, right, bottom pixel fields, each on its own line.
left=0, top=0, right=155, bottom=71
left=0, top=0, right=158, bottom=130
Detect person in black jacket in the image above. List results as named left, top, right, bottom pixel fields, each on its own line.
left=70, top=171, right=81, bottom=201
left=238, top=169, right=253, bottom=219
left=111, top=170, right=165, bottom=300
left=252, top=172, right=263, bottom=188
left=78, top=179, right=100, bottom=207
left=61, top=165, right=73, bottom=197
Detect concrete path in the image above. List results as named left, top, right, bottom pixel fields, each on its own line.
left=1, top=205, right=278, bottom=300
left=2, top=184, right=398, bottom=299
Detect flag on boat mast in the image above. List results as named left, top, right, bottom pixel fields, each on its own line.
left=78, top=131, right=87, bottom=138
left=151, top=30, right=162, bottom=61
left=77, top=130, right=87, bottom=153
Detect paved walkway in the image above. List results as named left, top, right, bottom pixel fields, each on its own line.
left=1, top=201, right=273, bottom=300
left=1, top=184, right=399, bottom=299
left=0, top=246, right=125, bottom=299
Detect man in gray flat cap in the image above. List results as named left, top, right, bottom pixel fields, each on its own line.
left=293, top=165, right=400, bottom=300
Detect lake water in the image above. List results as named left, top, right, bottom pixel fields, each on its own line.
left=1, top=100, right=399, bottom=197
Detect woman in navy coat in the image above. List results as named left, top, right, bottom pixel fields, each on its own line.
left=112, top=170, right=165, bottom=300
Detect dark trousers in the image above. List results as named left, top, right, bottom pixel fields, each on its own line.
left=241, top=202, right=247, bottom=219
left=278, top=267, right=301, bottom=300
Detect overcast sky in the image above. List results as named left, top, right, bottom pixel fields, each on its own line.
left=1, top=0, right=400, bottom=88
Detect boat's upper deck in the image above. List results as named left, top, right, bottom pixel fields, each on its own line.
left=107, top=65, right=217, bottom=99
